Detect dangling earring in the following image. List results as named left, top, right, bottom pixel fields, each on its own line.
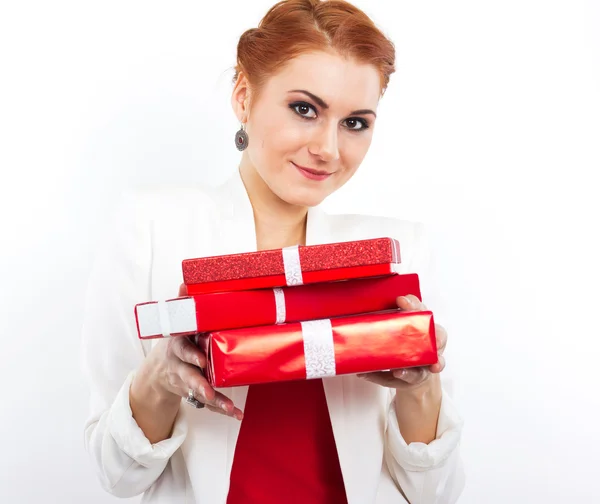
left=234, top=123, right=249, bottom=151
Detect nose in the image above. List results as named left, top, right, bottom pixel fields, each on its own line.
left=308, top=121, right=340, bottom=162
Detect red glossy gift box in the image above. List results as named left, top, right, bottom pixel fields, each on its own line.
left=134, top=274, right=421, bottom=339
left=182, top=237, right=400, bottom=295
left=196, top=310, right=437, bottom=388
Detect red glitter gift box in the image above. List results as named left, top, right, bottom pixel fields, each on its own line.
left=134, top=274, right=421, bottom=339
left=182, top=237, right=400, bottom=295
left=196, top=310, right=437, bottom=388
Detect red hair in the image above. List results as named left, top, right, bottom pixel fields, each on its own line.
left=233, top=0, right=396, bottom=99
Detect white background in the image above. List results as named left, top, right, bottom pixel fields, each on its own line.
left=0, top=1, right=599, bottom=502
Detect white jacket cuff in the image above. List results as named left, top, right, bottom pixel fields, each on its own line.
left=107, top=371, right=188, bottom=468
left=386, top=387, right=463, bottom=471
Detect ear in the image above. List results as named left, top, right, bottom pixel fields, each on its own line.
left=231, top=71, right=251, bottom=124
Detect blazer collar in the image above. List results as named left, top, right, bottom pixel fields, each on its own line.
left=214, top=168, right=330, bottom=251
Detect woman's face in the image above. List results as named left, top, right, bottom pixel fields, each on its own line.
left=233, top=51, right=381, bottom=207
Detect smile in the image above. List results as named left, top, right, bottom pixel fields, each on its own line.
left=291, top=162, right=333, bottom=181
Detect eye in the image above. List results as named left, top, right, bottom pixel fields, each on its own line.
left=289, top=101, right=317, bottom=119
left=344, top=118, right=370, bottom=131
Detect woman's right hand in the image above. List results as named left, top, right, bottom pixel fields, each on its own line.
left=135, top=283, right=243, bottom=421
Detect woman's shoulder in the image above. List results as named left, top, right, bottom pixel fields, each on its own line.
left=322, top=210, right=425, bottom=244
left=114, top=182, right=220, bottom=222
left=108, top=184, right=223, bottom=234
left=319, top=210, right=429, bottom=273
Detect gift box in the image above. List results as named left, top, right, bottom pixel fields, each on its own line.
left=134, top=274, right=421, bottom=339
left=196, top=310, right=437, bottom=388
left=182, top=237, right=400, bottom=295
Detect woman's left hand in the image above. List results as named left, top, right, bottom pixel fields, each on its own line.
left=357, top=295, right=447, bottom=390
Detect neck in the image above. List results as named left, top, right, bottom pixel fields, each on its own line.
left=239, top=157, right=308, bottom=250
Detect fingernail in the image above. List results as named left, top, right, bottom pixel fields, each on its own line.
left=221, top=403, right=229, bottom=413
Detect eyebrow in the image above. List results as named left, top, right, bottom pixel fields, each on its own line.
left=288, top=89, right=377, bottom=118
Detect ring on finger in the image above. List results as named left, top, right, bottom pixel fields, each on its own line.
left=185, top=388, right=204, bottom=409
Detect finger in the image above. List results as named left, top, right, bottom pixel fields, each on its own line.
left=177, top=361, right=215, bottom=402
left=205, top=404, right=226, bottom=416
left=357, top=371, right=399, bottom=387
left=429, top=355, right=446, bottom=374
left=211, top=391, right=244, bottom=420
left=199, top=388, right=240, bottom=417
left=177, top=364, right=244, bottom=420
left=435, top=324, right=448, bottom=353
left=392, top=367, right=429, bottom=385
left=202, top=390, right=243, bottom=420
left=358, top=368, right=430, bottom=389
left=178, top=283, right=188, bottom=297
left=169, top=336, right=207, bottom=369
left=396, top=295, right=427, bottom=312
left=203, top=403, right=244, bottom=420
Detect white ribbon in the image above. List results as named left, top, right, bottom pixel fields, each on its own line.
left=136, top=298, right=197, bottom=339
left=282, top=245, right=304, bottom=286
left=157, top=300, right=172, bottom=338
left=392, top=238, right=401, bottom=263
left=300, top=319, right=336, bottom=379
left=273, top=288, right=286, bottom=324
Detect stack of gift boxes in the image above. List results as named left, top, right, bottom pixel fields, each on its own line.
left=134, top=237, right=438, bottom=388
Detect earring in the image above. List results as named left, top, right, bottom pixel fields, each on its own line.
left=234, top=123, right=249, bottom=151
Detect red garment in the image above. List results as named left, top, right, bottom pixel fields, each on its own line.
left=226, top=379, right=348, bottom=504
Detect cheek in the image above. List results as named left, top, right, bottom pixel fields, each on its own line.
left=340, top=136, right=372, bottom=172
left=251, top=116, right=307, bottom=166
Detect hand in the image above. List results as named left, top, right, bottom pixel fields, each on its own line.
left=357, top=295, right=447, bottom=391
left=140, top=283, right=243, bottom=420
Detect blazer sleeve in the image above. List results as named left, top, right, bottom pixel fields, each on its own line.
left=80, top=190, right=188, bottom=498
left=383, top=221, right=466, bottom=503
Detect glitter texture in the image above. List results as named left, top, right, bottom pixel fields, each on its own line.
left=182, top=237, right=400, bottom=285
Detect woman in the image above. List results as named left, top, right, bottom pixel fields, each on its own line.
left=81, top=0, right=465, bottom=502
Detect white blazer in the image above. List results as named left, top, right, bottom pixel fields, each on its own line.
left=81, top=170, right=465, bottom=504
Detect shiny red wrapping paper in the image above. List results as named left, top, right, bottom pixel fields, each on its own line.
left=197, top=310, right=437, bottom=388
left=182, top=237, right=400, bottom=295
left=135, top=274, right=421, bottom=339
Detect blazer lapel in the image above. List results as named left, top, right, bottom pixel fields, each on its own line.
left=214, top=169, right=257, bottom=481
left=213, top=169, right=257, bottom=256
left=182, top=170, right=255, bottom=502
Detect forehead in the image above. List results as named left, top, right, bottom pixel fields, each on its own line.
left=265, top=51, right=381, bottom=109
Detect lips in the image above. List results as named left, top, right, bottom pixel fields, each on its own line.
left=292, top=163, right=331, bottom=176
